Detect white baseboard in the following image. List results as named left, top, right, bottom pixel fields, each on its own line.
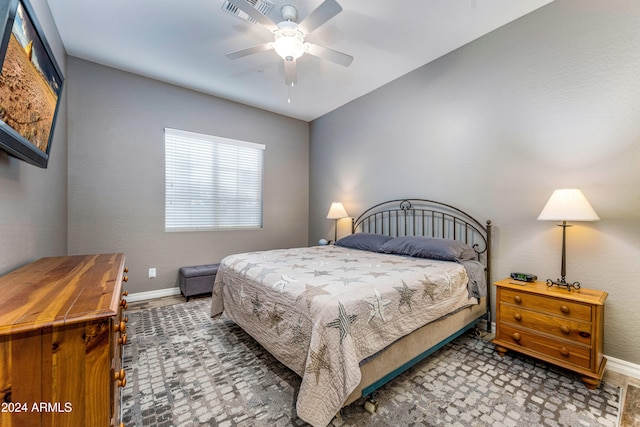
left=605, top=355, right=640, bottom=380
left=127, top=287, right=181, bottom=302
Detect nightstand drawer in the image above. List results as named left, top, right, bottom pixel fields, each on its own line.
left=498, top=304, right=592, bottom=345
left=497, top=324, right=591, bottom=370
left=500, top=288, right=592, bottom=322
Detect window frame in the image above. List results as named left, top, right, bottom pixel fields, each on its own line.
left=164, top=128, right=265, bottom=232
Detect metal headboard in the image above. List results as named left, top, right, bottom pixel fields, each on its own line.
left=352, top=198, right=492, bottom=330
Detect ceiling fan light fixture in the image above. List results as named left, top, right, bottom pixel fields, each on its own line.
left=272, top=21, right=307, bottom=61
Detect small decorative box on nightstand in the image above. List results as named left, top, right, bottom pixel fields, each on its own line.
left=492, top=278, right=607, bottom=389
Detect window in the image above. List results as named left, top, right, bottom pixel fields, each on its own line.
left=165, top=128, right=265, bottom=231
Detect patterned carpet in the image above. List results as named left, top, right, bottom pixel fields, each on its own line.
left=121, top=297, right=621, bottom=427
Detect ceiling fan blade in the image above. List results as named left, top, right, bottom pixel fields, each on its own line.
left=226, top=43, right=273, bottom=60
left=226, top=0, right=278, bottom=31
left=306, top=43, right=353, bottom=67
left=298, top=0, right=342, bottom=35
left=284, top=59, right=297, bottom=86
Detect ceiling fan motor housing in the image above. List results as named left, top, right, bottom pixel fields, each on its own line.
left=281, top=5, right=298, bottom=22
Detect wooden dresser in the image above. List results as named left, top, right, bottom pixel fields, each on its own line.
left=0, top=253, right=129, bottom=427
left=492, top=278, right=607, bottom=389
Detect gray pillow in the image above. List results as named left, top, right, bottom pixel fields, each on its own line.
left=335, top=233, right=393, bottom=252
left=380, top=236, right=477, bottom=262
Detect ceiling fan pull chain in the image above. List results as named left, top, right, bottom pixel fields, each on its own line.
left=287, top=85, right=292, bottom=104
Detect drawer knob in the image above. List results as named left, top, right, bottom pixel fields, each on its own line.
left=560, top=325, right=571, bottom=334
left=115, top=321, right=127, bottom=333
left=513, top=296, right=522, bottom=304
left=513, top=313, right=522, bottom=322
left=123, top=275, right=129, bottom=282
left=559, top=347, right=570, bottom=357
left=512, top=332, right=521, bottom=342
left=560, top=305, right=570, bottom=314
left=118, top=334, right=128, bottom=345
left=124, top=267, right=129, bottom=273
left=114, top=369, right=125, bottom=380
left=120, top=299, right=129, bottom=309
left=579, top=331, right=591, bottom=338
left=122, top=291, right=129, bottom=297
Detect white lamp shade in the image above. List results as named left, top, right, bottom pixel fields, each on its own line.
left=537, top=189, right=600, bottom=221
left=326, top=202, right=349, bottom=219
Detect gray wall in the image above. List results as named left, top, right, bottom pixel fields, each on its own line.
left=66, top=58, right=309, bottom=294
left=309, top=0, right=640, bottom=364
left=0, top=0, right=67, bottom=275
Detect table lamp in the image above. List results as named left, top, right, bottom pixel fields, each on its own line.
left=326, top=202, right=349, bottom=243
left=537, top=189, right=599, bottom=290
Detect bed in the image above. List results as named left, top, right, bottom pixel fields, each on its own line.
left=211, top=199, right=491, bottom=426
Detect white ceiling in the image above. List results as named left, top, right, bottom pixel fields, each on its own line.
left=47, top=0, right=554, bottom=122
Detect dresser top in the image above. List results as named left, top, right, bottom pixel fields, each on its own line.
left=494, top=278, right=608, bottom=305
left=0, top=253, right=125, bottom=335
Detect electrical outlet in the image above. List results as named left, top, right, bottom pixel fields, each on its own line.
left=148, top=268, right=156, bottom=278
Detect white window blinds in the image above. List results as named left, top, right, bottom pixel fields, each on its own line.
left=165, top=128, right=265, bottom=231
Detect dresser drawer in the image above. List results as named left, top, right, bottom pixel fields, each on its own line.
left=497, top=324, right=591, bottom=370
left=500, top=288, right=592, bottom=322
left=498, top=304, right=592, bottom=345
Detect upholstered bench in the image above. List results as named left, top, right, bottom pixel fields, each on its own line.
left=178, top=263, right=219, bottom=301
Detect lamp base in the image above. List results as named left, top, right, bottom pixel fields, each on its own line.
left=546, top=278, right=581, bottom=291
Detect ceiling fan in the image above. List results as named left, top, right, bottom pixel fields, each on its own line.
left=225, top=0, right=353, bottom=86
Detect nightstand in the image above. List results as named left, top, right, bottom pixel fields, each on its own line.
left=492, top=278, right=607, bottom=389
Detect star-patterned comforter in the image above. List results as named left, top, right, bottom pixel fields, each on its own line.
left=211, top=245, right=481, bottom=427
